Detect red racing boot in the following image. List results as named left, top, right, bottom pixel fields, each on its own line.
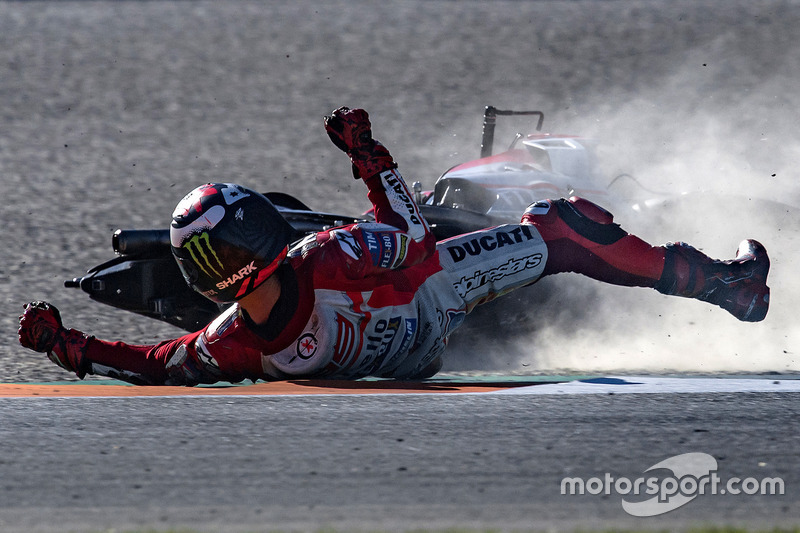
left=654, top=240, right=770, bottom=322
left=521, top=197, right=771, bottom=322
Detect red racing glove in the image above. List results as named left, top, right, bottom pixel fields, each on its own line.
left=18, top=301, right=92, bottom=379
left=324, top=106, right=397, bottom=180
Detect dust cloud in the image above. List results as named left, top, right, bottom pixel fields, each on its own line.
left=444, top=47, right=800, bottom=375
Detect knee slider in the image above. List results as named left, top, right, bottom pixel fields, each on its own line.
left=521, top=200, right=556, bottom=224
left=558, top=196, right=627, bottom=245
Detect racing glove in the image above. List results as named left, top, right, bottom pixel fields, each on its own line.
left=324, top=106, right=397, bottom=180
left=18, top=301, right=92, bottom=379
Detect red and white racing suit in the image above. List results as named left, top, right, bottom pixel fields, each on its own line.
left=84, top=167, right=558, bottom=385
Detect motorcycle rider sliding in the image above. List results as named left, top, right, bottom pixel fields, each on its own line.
left=18, top=107, right=771, bottom=385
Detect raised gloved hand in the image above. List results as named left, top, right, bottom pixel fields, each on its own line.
left=324, top=106, right=396, bottom=180
left=18, top=301, right=92, bottom=379
left=324, top=106, right=373, bottom=153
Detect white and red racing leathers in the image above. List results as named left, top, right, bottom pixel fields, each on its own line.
left=83, top=167, right=550, bottom=385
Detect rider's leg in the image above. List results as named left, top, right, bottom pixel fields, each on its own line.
left=521, top=197, right=770, bottom=322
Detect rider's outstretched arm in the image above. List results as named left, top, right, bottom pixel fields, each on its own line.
left=18, top=301, right=180, bottom=384
left=16, top=301, right=258, bottom=385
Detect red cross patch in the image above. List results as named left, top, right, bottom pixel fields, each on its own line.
left=296, top=333, right=319, bottom=360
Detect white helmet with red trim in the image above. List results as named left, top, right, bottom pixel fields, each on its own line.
left=170, top=183, right=296, bottom=303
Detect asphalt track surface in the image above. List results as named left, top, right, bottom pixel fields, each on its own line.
left=0, top=378, right=799, bottom=532
left=2, top=1, right=800, bottom=531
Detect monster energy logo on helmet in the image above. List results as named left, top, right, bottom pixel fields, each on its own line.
left=182, top=232, right=224, bottom=277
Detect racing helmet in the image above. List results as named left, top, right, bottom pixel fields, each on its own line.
left=170, top=183, right=295, bottom=304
